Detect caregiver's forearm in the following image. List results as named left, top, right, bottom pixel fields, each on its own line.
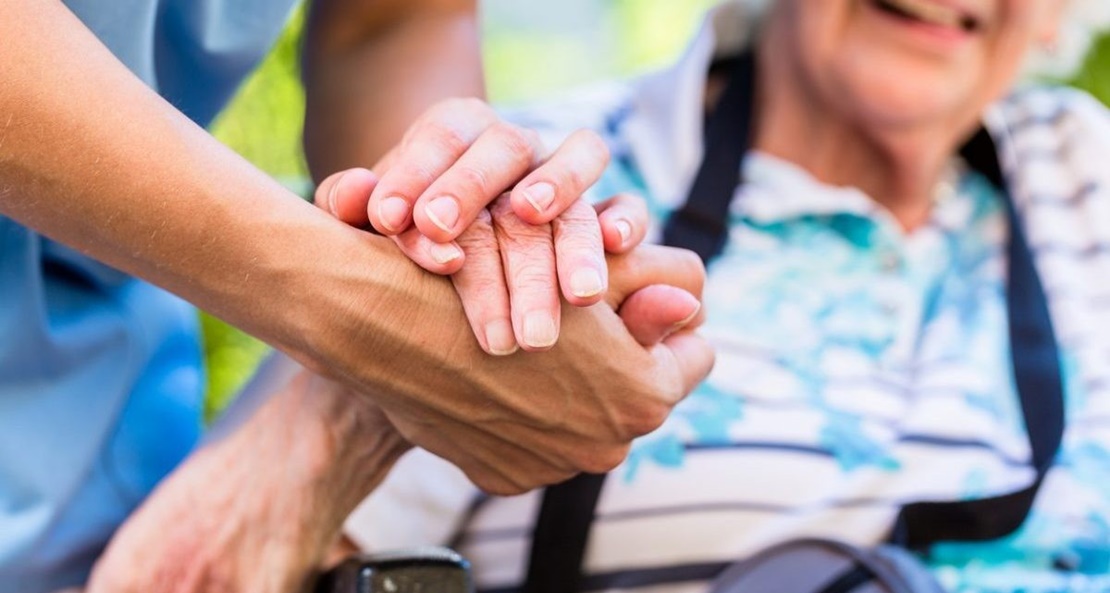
left=0, top=0, right=415, bottom=364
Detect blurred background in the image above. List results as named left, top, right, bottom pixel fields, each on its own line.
left=202, top=0, right=1110, bottom=419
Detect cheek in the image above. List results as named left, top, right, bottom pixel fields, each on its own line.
left=981, top=0, right=1056, bottom=83
left=975, top=14, right=1045, bottom=100
left=1006, top=0, right=1062, bottom=45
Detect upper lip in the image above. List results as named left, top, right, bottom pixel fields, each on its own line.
left=935, top=0, right=990, bottom=28
left=876, top=0, right=990, bottom=32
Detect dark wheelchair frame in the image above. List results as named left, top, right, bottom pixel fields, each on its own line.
left=314, top=547, right=473, bottom=593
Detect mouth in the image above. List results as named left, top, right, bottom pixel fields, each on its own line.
left=871, top=0, right=981, bottom=33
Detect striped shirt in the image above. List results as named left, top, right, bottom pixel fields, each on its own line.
left=345, top=4, right=1110, bottom=592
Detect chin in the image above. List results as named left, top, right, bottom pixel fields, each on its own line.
left=831, top=61, right=978, bottom=132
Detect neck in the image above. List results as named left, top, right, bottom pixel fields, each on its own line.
left=748, top=30, right=965, bottom=231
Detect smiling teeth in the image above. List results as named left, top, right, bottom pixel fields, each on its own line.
left=883, top=0, right=966, bottom=28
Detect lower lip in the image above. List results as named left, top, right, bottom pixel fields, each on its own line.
left=864, top=0, right=977, bottom=50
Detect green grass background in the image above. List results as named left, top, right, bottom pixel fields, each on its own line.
left=203, top=2, right=1110, bottom=419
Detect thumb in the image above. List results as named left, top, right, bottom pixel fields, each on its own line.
left=605, top=245, right=705, bottom=310
left=653, top=329, right=716, bottom=404
left=619, top=285, right=704, bottom=347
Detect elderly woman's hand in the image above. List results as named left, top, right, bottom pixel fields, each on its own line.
left=314, top=98, right=647, bottom=354
left=85, top=370, right=409, bottom=593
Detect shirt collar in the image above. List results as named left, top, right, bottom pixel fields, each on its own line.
left=738, top=152, right=883, bottom=223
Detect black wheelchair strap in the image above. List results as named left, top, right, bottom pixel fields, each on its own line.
left=521, top=48, right=1063, bottom=592
left=659, top=51, right=756, bottom=259
left=522, top=472, right=607, bottom=593
left=891, top=128, right=1065, bottom=550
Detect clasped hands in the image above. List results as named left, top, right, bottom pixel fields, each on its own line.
left=319, top=97, right=706, bottom=355
left=308, top=98, right=714, bottom=493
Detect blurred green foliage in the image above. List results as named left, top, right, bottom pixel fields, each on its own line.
left=484, top=0, right=721, bottom=103
left=202, top=7, right=305, bottom=420
left=201, top=2, right=1110, bottom=419
left=1071, top=33, right=1110, bottom=107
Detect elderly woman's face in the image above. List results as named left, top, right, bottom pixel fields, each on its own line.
left=771, top=0, right=1064, bottom=132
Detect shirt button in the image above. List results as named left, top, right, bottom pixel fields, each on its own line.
left=1052, top=551, right=1082, bottom=572
left=879, top=251, right=901, bottom=273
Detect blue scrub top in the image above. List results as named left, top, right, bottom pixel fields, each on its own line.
left=0, top=1, right=297, bottom=591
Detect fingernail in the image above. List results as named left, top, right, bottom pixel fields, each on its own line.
left=615, top=219, right=632, bottom=247
left=425, top=196, right=460, bottom=233
left=522, top=312, right=558, bottom=349
left=326, top=172, right=345, bottom=214
left=522, top=182, right=556, bottom=214
left=569, top=268, right=604, bottom=298
left=377, top=196, right=410, bottom=233
left=484, top=320, right=518, bottom=356
left=429, top=242, right=462, bottom=265
left=672, top=302, right=702, bottom=331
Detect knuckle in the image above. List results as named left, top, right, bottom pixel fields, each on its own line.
left=526, top=466, right=571, bottom=490
left=556, top=200, right=600, bottom=227
left=409, top=117, right=470, bottom=157
left=554, top=233, right=599, bottom=257
left=576, top=444, right=629, bottom=474
left=452, top=96, right=492, bottom=117
left=473, top=207, right=494, bottom=225
left=428, top=97, right=478, bottom=119
left=457, top=240, right=501, bottom=273
left=429, top=122, right=471, bottom=156
left=614, top=191, right=648, bottom=216
left=456, top=210, right=497, bottom=249
left=520, top=128, right=546, bottom=159
left=568, top=129, right=611, bottom=170
left=550, top=130, right=610, bottom=192
left=552, top=466, right=579, bottom=486
left=461, top=238, right=501, bottom=263
left=453, top=164, right=492, bottom=195
left=489, top=192, right=516, bottom=218
left=482, top=468, right=544, bottom=497
left=490, top=481, right=528, bottom=497
left=560, top=164, right=589, bottom=194
left=574, top=128, right=610, bottom=159
left=496, top=218, right=553, bottom=247
left=506, top=237, right=555, bottom=262
left=617, top=397, right=673, bottom=440
left=510, top=260, right=557, bottom=288
left=676, top=247, right=707, bottom=279
left=491, top=123, right=536, bottom=168
left=472, top=473, right=515, bottom=497
left=425, top=97, right=494, bottom=135
left=553, top=236, right=602, bottom=269
left=401, top=163, right=439, bottom=191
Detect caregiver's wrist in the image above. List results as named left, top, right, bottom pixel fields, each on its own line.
left=240, top=210, right=397, bottom=372
left=284, top=224, right=452, bottom=388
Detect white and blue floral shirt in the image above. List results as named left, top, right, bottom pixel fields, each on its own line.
left=345, top=4, right=1110, bottom=592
